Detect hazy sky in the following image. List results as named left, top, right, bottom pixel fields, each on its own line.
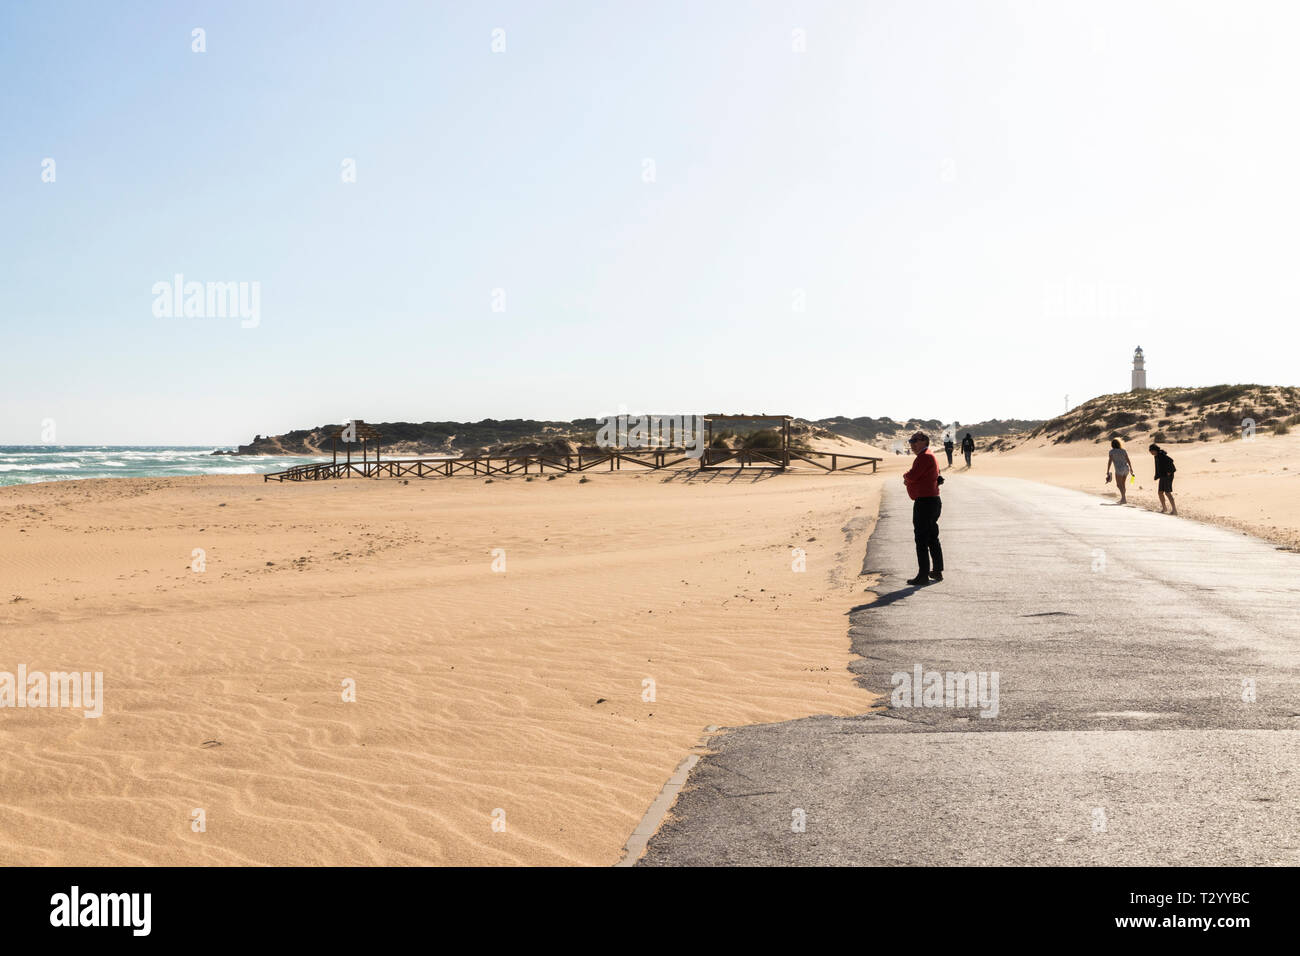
left=4, top=0, right=1299, bottom=444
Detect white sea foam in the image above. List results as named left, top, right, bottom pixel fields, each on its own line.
left=0, top=447, right=323, bottom=486
left=0, top=462, right=84, bottom=471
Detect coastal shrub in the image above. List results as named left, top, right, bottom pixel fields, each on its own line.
left=1198, top=431, right=1211, bottom=442
left=1276, top=423, right=1291, bottom=436
left=1134, top=422, right=1152, bottom=431
left=1188, top=384, right=1256, bottom=406
left=1106, top=411, right=1140, bottom=428
left=1152, top=431, right=1167, bottom=442
left=1203, top=410, right=1242, bottom=434
left=1165, top=403, right=1183, bottom=415
left=1060, top=422, right=1103, bottom=442
left=1158, top=418, right=1172, bottom=427
left=742, top=429, right=782, bottom=450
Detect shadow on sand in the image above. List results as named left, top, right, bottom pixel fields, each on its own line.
left=659, top=468, right=775, bottom=485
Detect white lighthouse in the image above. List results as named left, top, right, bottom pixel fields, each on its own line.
left=1131, top=346, right=1147, bottom=391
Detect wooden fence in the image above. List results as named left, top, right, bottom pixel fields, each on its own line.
left=264, top=447, right=880, bottom=481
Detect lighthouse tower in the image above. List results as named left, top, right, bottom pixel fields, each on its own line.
left=1131, top=346, right=1147, bottom=391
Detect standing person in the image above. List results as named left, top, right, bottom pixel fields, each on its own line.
left=903, top=432, right=944, bottom=586
left=961, top=432, right=975, bottom=467
left=1149, top=443, right=1177, bottom=515
left=1106, top=438, right=1134, bottom=504
left=942, top=434, right=955, bottom=467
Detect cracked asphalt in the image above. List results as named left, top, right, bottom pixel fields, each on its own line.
left=637, top=475, right=1300, bottom=865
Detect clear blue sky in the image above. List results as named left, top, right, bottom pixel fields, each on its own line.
left=4, top=0, right=1299, bottom=444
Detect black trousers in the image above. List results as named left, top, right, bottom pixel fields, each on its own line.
left=963, top=449, right=972, bottom=466
left=944, top=446, right=953, bottom=465
left=912, top=496, right=943, bottom=576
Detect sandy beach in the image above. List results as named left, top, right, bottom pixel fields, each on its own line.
left=970, top=431, right=1300, bottom=550
left=0, top=468, right=882, bottom=865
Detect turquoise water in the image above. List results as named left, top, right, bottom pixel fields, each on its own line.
left=0, top=447, right=324, bottom=486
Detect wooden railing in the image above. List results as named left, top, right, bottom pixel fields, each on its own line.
left=264, top=447, right=880, bottom=481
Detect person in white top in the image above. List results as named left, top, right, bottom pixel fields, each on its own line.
left=1106, top=438, right=1134, bottom=504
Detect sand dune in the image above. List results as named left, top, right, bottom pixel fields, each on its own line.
left=0, top=469, right=882, bottom=865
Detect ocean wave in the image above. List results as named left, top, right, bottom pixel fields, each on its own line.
left=174, top=465, right=259, bottom=474
left=0, top=448, right=326, bottom=487
left=0, top=462, right=84, bottom=471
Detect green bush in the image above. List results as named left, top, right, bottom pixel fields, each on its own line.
left=742, top=429, right=782, bottom=450
left=1188, top=384, right=1256, bottom=406
left=1204, top=410, right=1242, bottom=434
left=1058, top=422, right=1103, bottom=443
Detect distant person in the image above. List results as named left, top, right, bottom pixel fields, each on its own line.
left=1149, top=443, right=1177, bottom=515
left=942, top=435, right=955, bottom=467
left=961, top=432, right=975, bottom=467
left=1106, top=438, right=1134, bottom=504
left=903, top=431, right=943, bottom=586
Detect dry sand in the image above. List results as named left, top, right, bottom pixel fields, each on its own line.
left=0, top=466, right=882, bottom=865
left=965, top=431, right=1300, bottom=550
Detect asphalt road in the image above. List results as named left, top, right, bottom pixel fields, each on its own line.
left=636, top=475, right=1300, bottom=865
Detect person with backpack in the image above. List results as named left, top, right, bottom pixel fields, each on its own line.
left=960, top=432, right=975, bottom=467
left=1149, top=443, right=1177, bottom=514
left=942, top=435, right=955, bottom=467
left=903, top=431, right=944, bottom=586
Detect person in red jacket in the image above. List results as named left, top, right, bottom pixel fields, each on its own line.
left=903, top=431, right=943, bottom=586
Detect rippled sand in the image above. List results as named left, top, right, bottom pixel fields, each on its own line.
left=0, top=467, right=881, bottom=865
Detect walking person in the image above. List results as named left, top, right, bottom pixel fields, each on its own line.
left=903, top=432, right=944, bottom=586
left=942, top=434, right=955, bottom=467
left=1106, top=438, right=1134, bottom=504
left=1149, top=443, right=1178, bottom=515
left=960, top=432, right=975, bottom=467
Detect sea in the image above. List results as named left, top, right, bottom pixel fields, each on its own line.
left=0, top=446, right=324, bottom=486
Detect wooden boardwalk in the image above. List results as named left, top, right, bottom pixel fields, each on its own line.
left=263, top=447, right=880, bottom=481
